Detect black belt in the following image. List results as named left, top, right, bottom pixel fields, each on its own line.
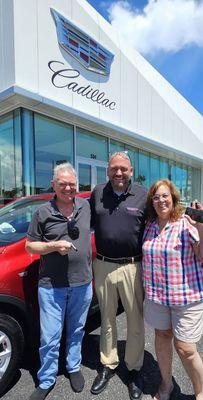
left=96, top=254, right=142, bottom=264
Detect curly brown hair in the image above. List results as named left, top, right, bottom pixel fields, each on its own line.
left=146, top=179, right=184, bottom=222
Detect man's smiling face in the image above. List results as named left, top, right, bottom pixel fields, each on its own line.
left=107, top=155, right=133, bottom=192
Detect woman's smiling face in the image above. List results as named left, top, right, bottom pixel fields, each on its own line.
left=152, top=184, right=173, bottom=222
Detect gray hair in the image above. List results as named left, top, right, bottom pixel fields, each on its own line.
left=108, top=151, right=131, bottom=165
left=53, top=162, right=77, bottom=182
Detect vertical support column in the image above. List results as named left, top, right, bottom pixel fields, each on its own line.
left=21, top=109, right=35, bottom=196
left=73, top=125, right=78, bottom=191
left=107, top=137, right=110, bottom=159
left=73, top=125, right=77, bottom=169
left=13, top=109, right=23, bottom=196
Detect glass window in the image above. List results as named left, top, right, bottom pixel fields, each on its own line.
left=96, top=166, right=106, bottom=185
left=186, top=167, right=193, bottom=203
left=78, top=164, right=91, bottom=191
left=14, top=110, right=23, bottom=197
left=171, top=162, right=177, bottom=186
left=149, top=156, right=160, bottom=186
left=168, top=162, right=201, bottom=205
left=0, top=110, right=22, bottom=199
left=34, top=114, right=73, bottom=193
left=171, top=163, right=183, bottom=193
left=21, top=109, right=35, bottom=196
left=0, top=197, right=48, bottom=246
left=159, top=158, right=169, bottom=180
left=133, top=150, right=139, bottom=183
left=191, top=167, right=201, bottom=202
left=110, top=139, right=125, bottom=155
left=180, top=167, right=188, bottom=204
left=77, top=128, right=108, bottom=161
left=125, top=145, right=138, bottom=182
left=137, top=150, right=150, bottom=187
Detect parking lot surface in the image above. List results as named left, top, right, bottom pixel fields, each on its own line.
left=2, top=311, right=202, bottom=400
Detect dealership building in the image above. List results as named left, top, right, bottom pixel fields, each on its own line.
left=0, top=0, right=203, bottom=203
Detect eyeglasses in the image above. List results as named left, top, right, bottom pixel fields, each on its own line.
left=57, top=182, right=76, bottom=189
left=68, top=218, right=79, bottom=240
left=152, top=193, right=170, bottom=202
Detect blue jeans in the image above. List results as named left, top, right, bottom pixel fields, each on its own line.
left=37, top=282, right=92, bottom=389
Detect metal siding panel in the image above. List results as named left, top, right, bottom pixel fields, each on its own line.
left=0, top=0, right=15, bottom=91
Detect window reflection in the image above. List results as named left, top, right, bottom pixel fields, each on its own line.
left=0, top=110, right=201, bottom=204
left=137, top=151, right=149, bottom=187
left=78, top=164, right=91, bottom=191
left=110, top=140, right=125, bottom=155
left=0, top=110, right=22, bottom=199
left=149, top=156, right=160, bottom=186
left=0, top=198, right=47, bottom=245
left=77, top=128, right=108, bottom=161
left=171, top=162, right=191, bottom=204
left=160, top=158, right=169, bottom=180
left=34, top=114, right=73, bottom=193
left=96, top=167, right=106, bottom=184
left=191, top=167, right=201, bottom=202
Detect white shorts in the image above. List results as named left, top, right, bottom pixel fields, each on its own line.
left=144, top=298, right=203, bottom=343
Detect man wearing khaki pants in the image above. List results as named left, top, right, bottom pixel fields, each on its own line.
left=90, top=152, right=147, bottom=400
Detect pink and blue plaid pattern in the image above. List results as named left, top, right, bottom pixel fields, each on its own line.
left=142, top=216, right=203, bottom=306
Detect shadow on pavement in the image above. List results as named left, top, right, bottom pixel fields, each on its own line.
left=82, top=332, right=195, bottom=400
left=1, top=312, right=196, bottom=400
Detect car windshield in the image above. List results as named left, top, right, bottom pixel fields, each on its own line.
left=0, top=199, right=46, bottom=246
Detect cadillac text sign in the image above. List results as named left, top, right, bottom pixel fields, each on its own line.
left=48, top=60, right=116, bottom=110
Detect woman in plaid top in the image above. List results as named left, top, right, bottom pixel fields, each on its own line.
left=142, top=179, right=203, bottom=400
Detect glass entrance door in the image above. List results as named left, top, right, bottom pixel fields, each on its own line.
left=77, top=157, right=107, bottom=191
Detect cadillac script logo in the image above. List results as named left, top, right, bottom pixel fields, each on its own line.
left=51, top=8, right=114, bottom=76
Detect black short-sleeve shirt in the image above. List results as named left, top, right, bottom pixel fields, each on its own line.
left=27, top=197, right=92, bottom=288
left=90, top=181, right=147, bottom=258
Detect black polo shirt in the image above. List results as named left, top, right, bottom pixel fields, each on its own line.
left=90, top=181, right=147, bottom=258
left=27, top=197, right=92, bottom=288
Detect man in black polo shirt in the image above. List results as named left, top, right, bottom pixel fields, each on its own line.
left=25, top=163, right=92, bottom=400
left=90, top=152, right=147, bottom=400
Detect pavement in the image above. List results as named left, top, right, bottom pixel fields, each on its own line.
left=2, top=311, right=203, bottom=400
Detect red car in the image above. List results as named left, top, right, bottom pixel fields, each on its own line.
left=0, top=192, right=97, bottom=395
left=0, top=198, right=13, bottom=209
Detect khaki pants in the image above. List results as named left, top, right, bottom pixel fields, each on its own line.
left=93, top=258, right=144, bottom=371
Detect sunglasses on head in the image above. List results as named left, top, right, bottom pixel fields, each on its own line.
left=67, top=218, right=79, bottom=240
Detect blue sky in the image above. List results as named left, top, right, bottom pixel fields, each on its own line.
left=87, top=0, right=203, bottom=115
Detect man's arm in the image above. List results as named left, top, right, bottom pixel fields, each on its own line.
left=25, top=239, right=74, bottom=256
left=186, top=201, right=203, bottom=261
left=192, top=234, right=203, bottom=262
left=26, top=205, right=75, bottom=256
left=190, top=200, right=203, bottom=210
left=194, top=220, right=203, bottom=261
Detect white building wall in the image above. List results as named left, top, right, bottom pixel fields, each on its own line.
left=70, top=0, right=100, bottom=118
left=13, top=0, right=38, bottom=93
left=0, top=0, right=203, bottom=163
left=120, top=58, right=138, bottom=132
left=0, top=0, right=15, bottom=92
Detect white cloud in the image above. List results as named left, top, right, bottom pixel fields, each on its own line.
left=108, top=0, right=203, bottom=54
